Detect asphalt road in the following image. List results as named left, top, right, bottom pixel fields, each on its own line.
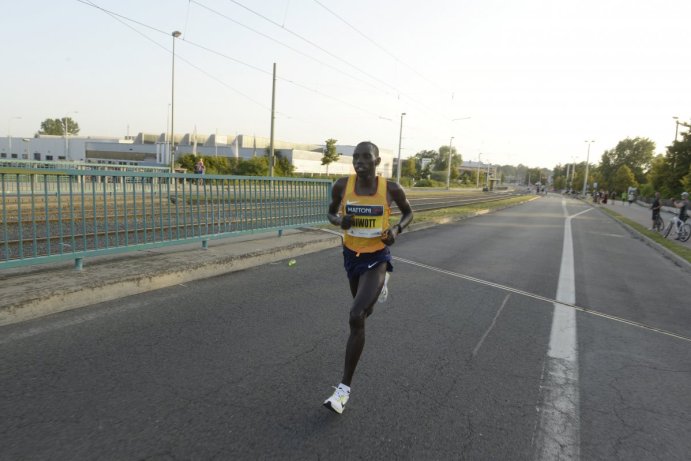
left=1, top=195, right=689, bottom=460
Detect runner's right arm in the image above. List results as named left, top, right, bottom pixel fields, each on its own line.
left=327, top=177, right=353, bottom=229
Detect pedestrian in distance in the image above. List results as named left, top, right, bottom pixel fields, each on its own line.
left=671, top=192, right=689, bottom=239
left=651, top=191, right=662, bottom=230
left=323, top=141, right=414, bottom=415
left=194, top=158, right=205, bottom=184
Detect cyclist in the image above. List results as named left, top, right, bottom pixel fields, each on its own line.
left=650, top=191, right=662, bottom=230
left=670, top=192, right=689, bottom=239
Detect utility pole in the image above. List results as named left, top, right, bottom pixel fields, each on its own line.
left=396, top=113, right=406, bottom=184
left=582, top=140, right=595, bottom=196
left=446, top=137, right=454, bottom=190
left=269, top=62, right=276, bottom=177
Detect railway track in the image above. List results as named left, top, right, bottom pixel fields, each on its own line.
left=1, top=190, right=524, bottom=261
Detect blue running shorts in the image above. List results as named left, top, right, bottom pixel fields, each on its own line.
left=342, top=246, right=393, bottom=280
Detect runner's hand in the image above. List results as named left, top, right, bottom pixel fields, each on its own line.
left=381, top=226, right=397, bottom=246
left=340, top=214, right=354, bottom=230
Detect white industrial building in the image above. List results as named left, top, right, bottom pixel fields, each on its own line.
left=0, top=132, right=394, bottom=178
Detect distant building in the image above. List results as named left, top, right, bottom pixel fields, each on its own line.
left=0, top=133, right=394, bottom=177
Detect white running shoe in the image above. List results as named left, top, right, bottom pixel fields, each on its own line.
left=378, top=272, right=390, bottom=303
left=323, top=385, right=350, bottom=414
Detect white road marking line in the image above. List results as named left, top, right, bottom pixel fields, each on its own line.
left=472, top=294, right=510, bottom=358
left=535, top=199, right=581, bottom=460
left=390, top=258, right=690, bottom=343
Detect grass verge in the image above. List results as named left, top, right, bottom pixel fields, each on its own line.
left=410, top=195, right=538, bottom=224
left=600, top=207, right=691, bottom=264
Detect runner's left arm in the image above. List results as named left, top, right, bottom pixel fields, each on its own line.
left=382, top=181, right=413, bottom=245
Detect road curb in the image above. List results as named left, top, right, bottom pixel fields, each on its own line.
left=0, top=234, right=342, bottom=326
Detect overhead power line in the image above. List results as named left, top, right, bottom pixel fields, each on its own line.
left=77, top=0, right=394, bottom=121
left=77, top=0, right=272, bottom=110
left=190, top=0, right=395, bottom=98
left=311, top=0, right=450, bottom=96
left=225, top=0, right=450, bottom=121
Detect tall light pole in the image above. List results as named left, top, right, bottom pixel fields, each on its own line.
left=170, top=30, right=182, bottom=173
left=396, top=112, right=406, bottom=184
left=269, top=62, right=276, bottom=177
left=447, top=117, right=470, bottom=190
left=446, top=136, right=454, bottom=190
left=476, top=153, right=482, bottom=188
left=487, top=162, right=491, bottom=189
left=582, top=140, right=595, bottom=196
left=7, top=116, right=21, bottom=155
left=62, top=111, right=78, bottom=158
left=673, top=116, right=680, bottom=142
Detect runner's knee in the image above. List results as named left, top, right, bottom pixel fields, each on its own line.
left=349, top=310, right=366, bottom=330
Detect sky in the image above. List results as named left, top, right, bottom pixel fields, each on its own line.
left=2, top=0, right=691, bottom=169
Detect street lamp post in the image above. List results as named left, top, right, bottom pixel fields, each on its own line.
left=62, top=118, right=69, bottom=156
left=476, top=153, right=482, bottom=188
left=170, top=30, right=182, bottom=173
left=396, top=112, right=406, bottom=184
left=673, top=116, right=680, bottom=142
left=7, top=116, right=21, bottom=155
left=446, top=136, right=454, bottom=190
left=582, top=140, right=595, bottom=196
left=62, top=111, right=78, bottom=158
left=447, top=117, right=470, bottom=190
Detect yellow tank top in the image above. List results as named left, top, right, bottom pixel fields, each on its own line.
left=341, top=175, right=390, bottom=254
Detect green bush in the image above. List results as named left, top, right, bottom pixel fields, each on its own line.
left=414, top=178, right=446, bottom=187
left=638, top=183, right=655, bottom=199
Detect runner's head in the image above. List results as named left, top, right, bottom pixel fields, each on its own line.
left=352, top=141, right=381, bottom=177
left=682, top=192, right=689, bottom=199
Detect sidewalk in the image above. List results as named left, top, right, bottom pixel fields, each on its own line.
left=0, top=228, right=343, bottom=326
left=591, top=198, right=691, bottom=267
left=597, top=199, right=689, bottom=245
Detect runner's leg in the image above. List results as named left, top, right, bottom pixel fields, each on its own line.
left=341, top=263, right=387, bottom=386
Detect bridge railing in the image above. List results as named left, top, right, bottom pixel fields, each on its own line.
left=0, top=167, right=331, bottom=270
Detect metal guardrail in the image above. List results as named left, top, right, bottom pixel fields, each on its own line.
left=1, top=168, right=331, bottom=269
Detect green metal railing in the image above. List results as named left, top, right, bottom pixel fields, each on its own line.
left=1, top=167, right=331, bottom=269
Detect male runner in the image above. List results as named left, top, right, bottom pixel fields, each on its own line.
left=323, top=141, right=413, bottom=414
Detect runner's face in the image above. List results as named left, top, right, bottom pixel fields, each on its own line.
left=352, top=144, right=380, bottom=176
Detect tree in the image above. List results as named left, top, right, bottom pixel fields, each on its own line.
left=321, top=138, right=340, bottom=175
left=236, top=156, right=268, bottom=176
left=437, top=144, right=462, bottom=180
left=682, top=164, right=691, bottom=193
left=660, top=130, right=691, bottom=197
left=612, top=165, right=637, bottom=194
left=272, top=151, right=295, bottom=177
left=599, top=137, right=655, bottom=188
left=38, top=117, right=80, bottom=136
left=401, top=157, right=417, bottom=178
left=412, top=149, right=439, bottom=179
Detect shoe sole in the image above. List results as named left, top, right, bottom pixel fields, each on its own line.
left=323, top=401, right=344, bottom=414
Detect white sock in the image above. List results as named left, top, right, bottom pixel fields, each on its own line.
left=338, top=383, right=351, bottom=393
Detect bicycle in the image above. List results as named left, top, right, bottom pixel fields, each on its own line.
left=652, top=214, right=664, bottom=232
left=663, top=215, right=691, bottom=242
